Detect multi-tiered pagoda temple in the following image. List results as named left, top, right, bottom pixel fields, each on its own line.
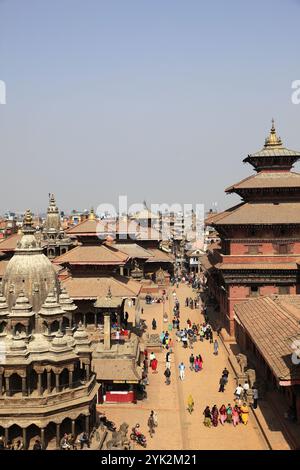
left=204, top=121, right=300, bottom=336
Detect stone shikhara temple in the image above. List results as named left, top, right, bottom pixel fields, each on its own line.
left=204, top=121, right=300, bottom=336
left=0, top=210, right=98, bottom=449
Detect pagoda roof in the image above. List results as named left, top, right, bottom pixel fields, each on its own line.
left=62, top=275, right=141, bottom=300
left=113, top=243, right=153, bottom=259
left=234, top=295, right=300, bottom=383
left=144, top=248, right=175, bottom=263
left=53, top=244, right=129, bottom=266
left=244, top=120, right=300, bottom=167
left=218, top=261, right=298, bottom=271
left=211, top=202, right=300, bottom=226
left=66, top=218, right=99, bottom=236
left=226, top=171, right=300, bottom=193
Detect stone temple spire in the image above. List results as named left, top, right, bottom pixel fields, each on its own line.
left=22, top=209, right=35, bottom=235
left=88, top=207, right=96, bottom=221
left=264, top=119, right=283, bottom=148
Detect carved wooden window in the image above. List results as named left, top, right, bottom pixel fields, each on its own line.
left=278, top=286, right=290, bottom=295
left=250, top=285, right=259, bottom=296
left=278, top=244, right=288, bottom=255
left=246, top=245, right=260, bottom=255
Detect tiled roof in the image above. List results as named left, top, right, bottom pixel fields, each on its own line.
left=113, top=243, right=152, bottom=259
left=234, top=295, right=300, bottom=382
left=226, top=171, right=300, bottom=192
left=63, top=275, right=141, bottom=299
left=93, top=358, right=142, bottom=381
left=66, top=219, right=99, bottom=235
left=0, top=260, right=9, bottom=277
left=246, top=147, right=300, bottom=159
left=145, top=248, right=175, bottom=263
left=212, top=202, right=300, bottom=225
left=53, top=244, right=129, bottom=265
left=0, top=233, right=22, bottom=251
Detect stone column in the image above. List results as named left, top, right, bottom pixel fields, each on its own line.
left=0, top=374, right=2, bottom=397
left=55, top=373, right=60, bottom=393
left=71, top=420, right=76, bottom=436
left=5, top=376, right=10, bottom=397
left=104, top=313, right=111, bottom=350
left=4, top=428, right=8, bottom=444
left=56, top=423, right=60, bottom=449
left=94, top=312, right=97, bottom=328
left=83, top=313, right=86, bottom=328
left=85, top=363, right=90, bottom=381
left=22, top=376, right=27, bottom=396
left=40, top=428, right=45, bottom=450
left=47, top=371, right=51, bottom=393
left=22, top=427, right=27, bottom=450
left=37, top=373, right=43, bottom=396
left=69, top=369, right=73, bottom=389
left=120, top=266, right=124, bottom=276
left=85, top=414, right=90, bottom=434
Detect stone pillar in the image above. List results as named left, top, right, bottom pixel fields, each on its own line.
left=37, top=373, right=43, bottom=396
left=22, top=376, right=27, bottom=396
left=94, top=312, right=97, bottom=328
left=69, top=369, right=73, bottom=389
left=83, top=313, right=86, bottom=328
left=55, top=373, right=60, bottom=393
left=71, top=420, right=76, bottom=436
left=85, top=414, right=90, bottom=434
left=0, top=374, right=2, bottom=397
left=56, top=423, right=60, bottom=449
left=5, top=376, right=10, bottom=397
left=22, top=427, right=27, bottom=450
left=4, top=428, right=8, bottom=444
left=47, top=371, right=51, bottom=393
left=85, top=364, right=90, bottom=381
left=120, top=266, right=124, bottom=276
left=40, top=428, right=45, bottom=450
left=104, top=313, right=111, bottom=350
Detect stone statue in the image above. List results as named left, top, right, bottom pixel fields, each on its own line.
left=106, top=422, right=130, bottom=450
left=236, top=353, right=248, bottom=373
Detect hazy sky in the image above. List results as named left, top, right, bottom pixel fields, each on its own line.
left=0, top=0, right=300, bottom=215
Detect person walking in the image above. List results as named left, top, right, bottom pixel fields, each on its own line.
left=232, top=405, right=240, bottom=427
left=148, top=411, right=156, bottom=438
left=252, top=387, right=258, bottom=409
left=152, top=318, right=157, bottom=330
left=187, top=394, right=194, bottom=414
left=234, top=384, right=244, bottom=402
left=211, top=405, right=219, bottom=427
left=219, top=375, right=226, bottom=393
left=151, top=357, right=158, bottom=373
left=243, top=381, right=250, bottom=401
left=240, top=403, right=249, bottom=425
left=219, top=404, right=227, bottom=426
left=226, top=404, right=233, bottom=424
left=179, top=362, right=186, bottom=381
left=189, top=353, right=195, bottom=371
left=164, top=367, right=171, bottom=385
left=213, top=339, right=219, bottom=355
left=203, top=406, right=212, bottom=427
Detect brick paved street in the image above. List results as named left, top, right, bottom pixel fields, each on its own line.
left=98, top=283, right=268, bottom=450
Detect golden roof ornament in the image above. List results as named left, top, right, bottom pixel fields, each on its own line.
left=88, top=207, right=96, bottom=220
left=264, top=119, right=283, bottom=148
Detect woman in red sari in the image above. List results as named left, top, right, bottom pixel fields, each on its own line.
left=219, top=404, right=227, bottom=426
left=151, top=358, right=158, bottom=373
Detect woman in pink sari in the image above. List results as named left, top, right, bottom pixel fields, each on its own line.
left=232, top=405, right=240, bottom=427
left=219, top=404, right=227, bottom=426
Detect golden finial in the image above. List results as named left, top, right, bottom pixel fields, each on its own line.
left=23, top=209, right=33, bottom=227
left=88, top=207, right=96, bottom=220
left=264, top=119, right=282, bottom=148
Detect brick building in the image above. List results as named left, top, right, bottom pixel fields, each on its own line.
left=203, top=121, right=300, bottom=336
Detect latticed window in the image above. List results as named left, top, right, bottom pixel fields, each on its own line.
left=278, top=285, right=290, bottom=295
left=247, top=245, right=259, bottom=255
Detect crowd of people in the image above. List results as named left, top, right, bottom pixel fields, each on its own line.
left=203, top=403, right=250, bottom=427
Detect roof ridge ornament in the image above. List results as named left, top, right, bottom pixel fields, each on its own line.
left=264, top=118, right=283, bottom=148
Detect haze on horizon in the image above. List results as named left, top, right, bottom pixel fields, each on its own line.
left=0, top=0, right=300, bottom=215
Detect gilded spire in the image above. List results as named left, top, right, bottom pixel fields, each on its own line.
left=88, top=207, right=96, bottom=220
left=264, top=119, right=283, bottom=148
left=22, top=209, right=35, bottom=234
